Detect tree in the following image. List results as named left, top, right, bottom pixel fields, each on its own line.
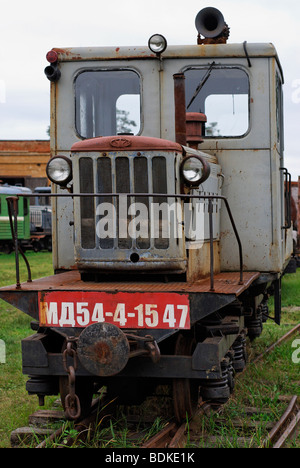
left=116, top=108, right=137, bottom=134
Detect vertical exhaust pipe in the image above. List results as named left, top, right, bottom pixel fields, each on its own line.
left=173, top=73, right=186, bottom=146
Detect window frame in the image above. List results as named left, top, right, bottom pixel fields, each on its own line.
left=74, top=67, right=142, bottom=139
left=183, top=65, right=251, bottom=139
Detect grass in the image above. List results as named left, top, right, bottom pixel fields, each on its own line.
left=0, top=252, right=299, bottom=448
left=0, top=251, right=54, bottom=448
left=280, top=270, right=300, bottom=308
left=191, top=323, right=300, bottom=448
left=189, top=270, right=300, bottom=448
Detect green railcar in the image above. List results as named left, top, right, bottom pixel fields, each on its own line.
left=0, top=186, right=31, bottom=253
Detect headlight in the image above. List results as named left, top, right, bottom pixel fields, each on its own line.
left=148, top=34, right=167, bottom=55
left=180, top=155, right=210, bottom=187
left=46, top=155, right=72, bottom=186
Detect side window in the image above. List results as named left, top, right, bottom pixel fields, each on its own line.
left=185, top=67, right=249, bottom=138
left=75, top=70, right=141, bottom=138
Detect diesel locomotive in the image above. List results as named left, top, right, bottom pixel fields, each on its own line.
left=0, top=8, right=293, bottom=422
left=0, top=185, right=31, bottom=253
left=0, top=185, right=52, bottom=254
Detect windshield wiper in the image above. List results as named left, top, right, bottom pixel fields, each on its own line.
left=187, top=61, right=215, bottom=109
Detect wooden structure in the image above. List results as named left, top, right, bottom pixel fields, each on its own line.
left=0, top=140, right=50, bottom=190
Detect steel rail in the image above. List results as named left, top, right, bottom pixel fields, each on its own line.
left=35, top=395, right=116, bottom=448
left=142, top=400, right=212, bottom=448
left=260, top=395, right=299, bottom=448
left=142, top=420, right=179, bottom=448
left=273, top=409, right=300, bottom=448
left=252, top=323, right=300, bottom=365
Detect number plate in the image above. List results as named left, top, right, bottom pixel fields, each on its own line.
left=39, top=291, right=190, bottom=329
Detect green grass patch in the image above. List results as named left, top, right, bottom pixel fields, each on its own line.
left=0, top=251, right=54, bottom=448
left=190, top=286, right=300, bottom=448
left=0, top=251, right=54, bottom=288
left=281, top=269, right=300, bottom=307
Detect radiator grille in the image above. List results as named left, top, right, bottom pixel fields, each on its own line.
left=79, top=154, right=169, bottom=251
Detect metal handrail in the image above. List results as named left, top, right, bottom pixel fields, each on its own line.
left=280, top=167, right=292, bottom=229
left=6, top=196, right=32, bottom=289
left=6, top=192, right=243, bottom=290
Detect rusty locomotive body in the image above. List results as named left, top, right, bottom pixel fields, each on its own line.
left=0, top=8, right=293, bottom=421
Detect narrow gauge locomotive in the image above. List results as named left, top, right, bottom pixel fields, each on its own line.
left=0, top=185, right=31, bottom=253
left=0, top=8, right=293, bottom=421
left=0, top=185, right=52, bottom=253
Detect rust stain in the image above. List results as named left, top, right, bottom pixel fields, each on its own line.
left=51, top=48, right=83, bottom=61
left=39, top=301, right=47, bottom=327
left=71, top=135, right=182, bottom=153
left=93, top=341, right=112, bottom=364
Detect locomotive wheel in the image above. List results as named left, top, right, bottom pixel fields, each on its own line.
left=172, top=332, right=199, bottom=422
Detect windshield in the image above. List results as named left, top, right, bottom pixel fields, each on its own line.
left=185, top=67, right=249, bottom=137
left=75, top=69, right=141, bottom=138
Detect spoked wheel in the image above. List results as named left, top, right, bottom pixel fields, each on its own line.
left=172, top=332, right=200, bottom=423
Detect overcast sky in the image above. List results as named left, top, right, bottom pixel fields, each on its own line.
left=0, top=0, right=299, bottom=180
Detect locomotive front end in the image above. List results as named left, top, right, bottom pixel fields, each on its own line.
left=70, top=135, right=186, bottom=276
left=0, top=7, right=293, bottom=424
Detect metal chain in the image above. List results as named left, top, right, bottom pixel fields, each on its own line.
left=62, top=338, right=81, bottom=420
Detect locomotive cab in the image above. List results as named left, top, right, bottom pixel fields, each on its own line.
left=46, top=23, right=292, bottom=283
left=0, top=8, right=293, bottom=422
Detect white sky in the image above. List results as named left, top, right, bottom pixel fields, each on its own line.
left=0, top=0, right=299, bottom=180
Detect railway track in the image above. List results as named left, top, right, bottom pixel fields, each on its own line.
left=141, top=401, right=216, bottom=449
left=10, top=324, right=300, bottom=449
left=12, top=393, right=298, bottom=449
left=189, top=395, right=299, bottom=448
left=261, top=395, right=300, bottom=448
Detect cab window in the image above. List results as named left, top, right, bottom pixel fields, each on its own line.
left=185, top=67, right=249, bottom=138
left=75, top=70, right=141, bottom=138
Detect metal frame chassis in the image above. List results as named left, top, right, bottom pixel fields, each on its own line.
left=22, top=314, right=245, bottom=381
